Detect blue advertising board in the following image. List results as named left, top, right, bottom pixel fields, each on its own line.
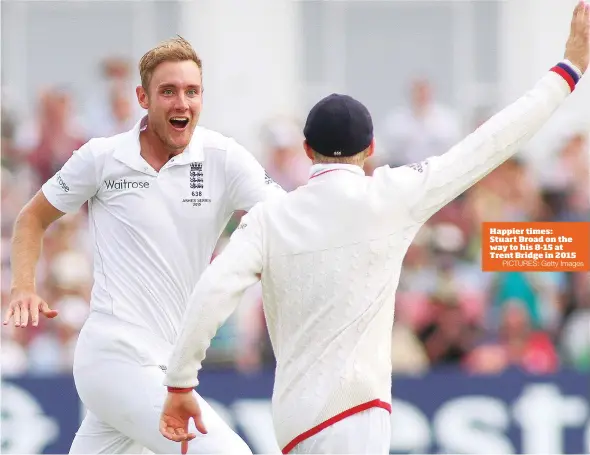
left=2, top=368, right=588, bottom=454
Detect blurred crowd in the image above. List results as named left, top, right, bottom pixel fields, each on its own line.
left=1, top=60, right=589, bottom=379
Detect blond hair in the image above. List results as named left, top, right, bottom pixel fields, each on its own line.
left=312, top=149, right=369, bottom=167
left=138, top=35, right=202, bottom=90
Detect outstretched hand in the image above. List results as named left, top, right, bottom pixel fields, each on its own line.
left=160, top=391, right=207, bottom=454
left=565, top=1, right=590, bottom=73
left=3, top=289, right=58, bottom=328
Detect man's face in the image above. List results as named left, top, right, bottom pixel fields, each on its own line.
left=411, top=80, right=432, bottom=110
left=137, top=60, right=203, bottom=151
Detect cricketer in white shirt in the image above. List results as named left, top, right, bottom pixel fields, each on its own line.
left=41, top=115, right=283, bottom=454
left=162, top=60, right=583, bottom=454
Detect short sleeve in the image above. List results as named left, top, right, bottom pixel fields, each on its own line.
left=41, top=141, right=99, bottom=214
left=225, top=139, right=285, bottom=212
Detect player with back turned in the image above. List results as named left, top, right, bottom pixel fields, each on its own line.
left=159, top=3, right=589, bottom=454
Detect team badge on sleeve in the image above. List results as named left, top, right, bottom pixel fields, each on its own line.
left=264, top=170, right=275, bottom=185
left=406, top=161, right=427, bottom=173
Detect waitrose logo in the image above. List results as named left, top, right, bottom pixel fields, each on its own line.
left=56, top=173, right=70, bottom=193
left=104, top=179, right=150, bottom=190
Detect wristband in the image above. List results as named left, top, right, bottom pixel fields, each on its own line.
left=167, top=386, right=194, bottom=393
left=562, top=59, right=583, bottom=79
left=550, top=60, right=581, bottom=92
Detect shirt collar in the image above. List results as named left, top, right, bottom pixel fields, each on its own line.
left=308, top=163, right=366, bottom=180
left=113, top=116, right=204, bottom=173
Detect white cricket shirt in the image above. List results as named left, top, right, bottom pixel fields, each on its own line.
left=164, top=69, right=576, bottom=453
left=42, top=116, right=283, bottom=351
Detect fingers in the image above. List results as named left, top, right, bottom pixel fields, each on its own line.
left=193, top=414, right=208, bottom=435
left=180, top=421, right=196, bottom=455
left=160, top=427, right=183, bottom=442
left=31, top=300, right=56, bottom=326
left=40, top=301, right=59, bottom=319
left=578, top=1, right=589, bottom=29
left=3, top=306, right=15, bottom=326
left=13, top=305, right=21, bottom=328
left=584, top=2, right=590, bottom=37
left=30, top=302, right=40, bottom=327
left=159, top=420, right=188, bottom=443
left=572, top=0, right=581, bottom=26
left=3, top=299, right=57, bottom=328
left=3, top=292, right=56, bottom=329
left=566, top=1, right=590, bottom=73
left=570, top=1, right=584, bottom=35
left=159, top=421, right=196, bottom=444
left=578, top=2, right=587, bottom=27
left=181, top=433, right=196, bottom=454
left=19, top=304, right=30, bottom=328
left=572, top=1, right=586, bottom=31
left=180, top=436, right=198, bottom=455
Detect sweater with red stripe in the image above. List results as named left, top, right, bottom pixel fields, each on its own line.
left=164, top=63, right=580, bottom=453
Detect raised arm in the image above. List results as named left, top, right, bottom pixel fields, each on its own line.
left=374, top=2, right=589, bottom=224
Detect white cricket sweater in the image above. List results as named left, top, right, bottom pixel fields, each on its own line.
left=165, top=68, right=577, bottom=453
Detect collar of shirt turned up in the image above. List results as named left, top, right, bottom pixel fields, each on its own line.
left=308, top=163, right=366, bottom=180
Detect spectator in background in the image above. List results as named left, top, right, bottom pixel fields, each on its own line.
left=1, top=49, right=588, bottom=381
left=84, top=81, right=138, bottom=138
left=390, top=322, right=430, bottom=376
left=554, top=133, right=589, bottom=221
left=84, top=57, right=145, bottom=138
left=416, top=290, right=480, bottom=368
left=489, top=272, right=557, bottom=330
left=102, top=56, right=132, bottom=82
left=390, top=295, right=430, bottom=376
left=466, top=299, right=559, bottom=375
left=204, top=116, right=309, bottom=368
left=260, top=116, right=310, bottom=191
left=464, top=158, right=544, bottom=224
left=535, top=131, right=589, bottom=197
left=559, top=295, right=590, bottom=372
left=4, top=212, right=92, bottom=376
left=376, top=77, right=462, bottom=166
left=13, top=88, right=87, bottom=183
left=1, top=99, right=17, bottom=167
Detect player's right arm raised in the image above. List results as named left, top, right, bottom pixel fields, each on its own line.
left=4, top=141, right=100, bottom=328
left=375, top=1, right=589, bottom=225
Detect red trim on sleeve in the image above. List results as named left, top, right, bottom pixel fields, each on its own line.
left=167, top=387, right=194, bottom=393
left=550, top=66, right=576, bottom=92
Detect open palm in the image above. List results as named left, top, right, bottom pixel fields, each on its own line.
left=159, top=392, right=207, bottom=454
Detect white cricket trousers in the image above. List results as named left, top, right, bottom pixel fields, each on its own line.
left=287, top=408, right=391, bottom=454
left=69, top=312, right=251, bottom=454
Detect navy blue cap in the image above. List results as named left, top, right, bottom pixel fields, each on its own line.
left=303, top=93, right=373, bottom=157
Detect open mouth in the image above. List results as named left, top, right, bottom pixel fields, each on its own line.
left=169, top=117, right=189, bottom=130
